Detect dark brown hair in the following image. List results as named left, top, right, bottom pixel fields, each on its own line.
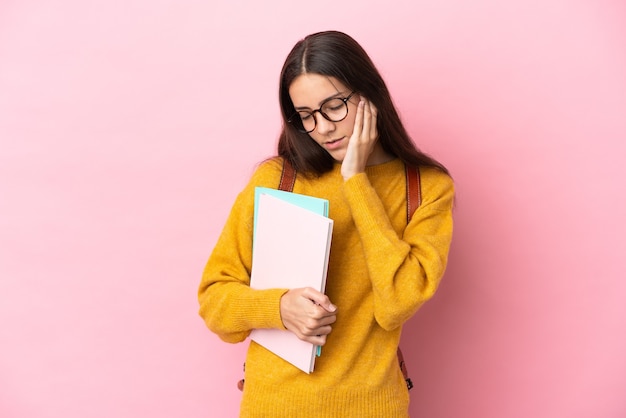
left=277, top=30, right=450, bottom=177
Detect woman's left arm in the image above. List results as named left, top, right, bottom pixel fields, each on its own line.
left=342, top=168, right=455, bottom=331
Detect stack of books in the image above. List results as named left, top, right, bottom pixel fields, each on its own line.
left=249, top=187, right=334, bottom=373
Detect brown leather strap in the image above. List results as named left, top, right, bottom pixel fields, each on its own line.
left=401, top=164, right=419, bottom=390
left=278, top=159, right=297, bottom=192
left=405, top=164, right=421, bottom=223
left=397, top=347, right=414, bottom=390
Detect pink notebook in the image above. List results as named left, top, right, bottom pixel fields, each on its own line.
left=249, top=192, right=333, bottom=373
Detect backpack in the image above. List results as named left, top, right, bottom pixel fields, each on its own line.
left=238, top=159, right=420, bottom=392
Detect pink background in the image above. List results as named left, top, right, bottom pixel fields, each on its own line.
left=1, top=1, right=625, bottom=417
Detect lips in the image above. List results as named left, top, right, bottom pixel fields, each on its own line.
left=324, top=137, right=344, bottom=150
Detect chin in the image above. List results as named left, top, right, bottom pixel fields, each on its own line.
left=328, top=151, right=346, bottom=162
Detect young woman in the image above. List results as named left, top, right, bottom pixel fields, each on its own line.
left=198, top=31, right=454, bottom=417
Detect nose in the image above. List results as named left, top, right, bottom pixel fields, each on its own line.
left=313, top=112, right=335, bottom=135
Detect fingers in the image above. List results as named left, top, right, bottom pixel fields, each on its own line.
left=361, top=99, right=378, bottom=140
left=301, top=287, right=337, bottom=313
left=302, top=313, right=336, bottom=336
left=292, top=304, right=337, bottom=345
left=368, top=101, right=378, bottom=139
left=361, top=100, right=370, bottom=140
left=352, top=98, right=378, bottom=147
left=280, top=288, right=338, bottom=346
left=341, top=98, right=378, bottom=180
left=352, top=99, right=364, bottom=139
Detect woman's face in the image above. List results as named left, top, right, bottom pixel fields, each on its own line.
left=288, top=73, right=359, bottom=162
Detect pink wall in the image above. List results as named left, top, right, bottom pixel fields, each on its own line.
left=1, top=1, right=625, bottom=417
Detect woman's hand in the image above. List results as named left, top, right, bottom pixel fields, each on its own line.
left=341, top=98, right=379, bottom=180
left=279, top=287, right=337, bottom=346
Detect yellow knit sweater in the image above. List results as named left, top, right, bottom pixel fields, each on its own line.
left=198, top=157, right=454, bottom=417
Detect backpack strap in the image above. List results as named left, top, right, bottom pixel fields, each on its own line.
left=397, top=347, right=414, bottom=390
left=405, top=164, right=421, bottom=223
left=278, top=159, right=297, bottom=192
left=401, top=163, right=420, bottom=391
left=238, top=160, right=420, bottom=392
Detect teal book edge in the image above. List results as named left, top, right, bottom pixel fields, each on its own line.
left=254, top=187, right=329, bottom=237
left=253, top=186, right=330, bottom=357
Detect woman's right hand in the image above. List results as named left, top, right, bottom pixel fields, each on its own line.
left=341, top=97, right=379, bottom=180
left=279, top=287, right=337, bottom=345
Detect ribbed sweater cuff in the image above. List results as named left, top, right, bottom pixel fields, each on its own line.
left=239, top=287, right=289, bottom=330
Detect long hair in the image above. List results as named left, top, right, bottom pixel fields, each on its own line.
left=277, top=30, right=450, bottom=177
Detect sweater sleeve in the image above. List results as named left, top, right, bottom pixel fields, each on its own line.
left=342, top=167, right=454, bottom=331
left=198, top=160, right=289, bottom=343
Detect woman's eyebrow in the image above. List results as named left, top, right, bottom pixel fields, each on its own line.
left=294, top=92, right=346, bottom=110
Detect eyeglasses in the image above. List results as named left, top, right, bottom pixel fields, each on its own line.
left=288, top=91, right=357, bottom=133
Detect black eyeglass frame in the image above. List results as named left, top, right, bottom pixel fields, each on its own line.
left=288, top=91, right=357, bottom=133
